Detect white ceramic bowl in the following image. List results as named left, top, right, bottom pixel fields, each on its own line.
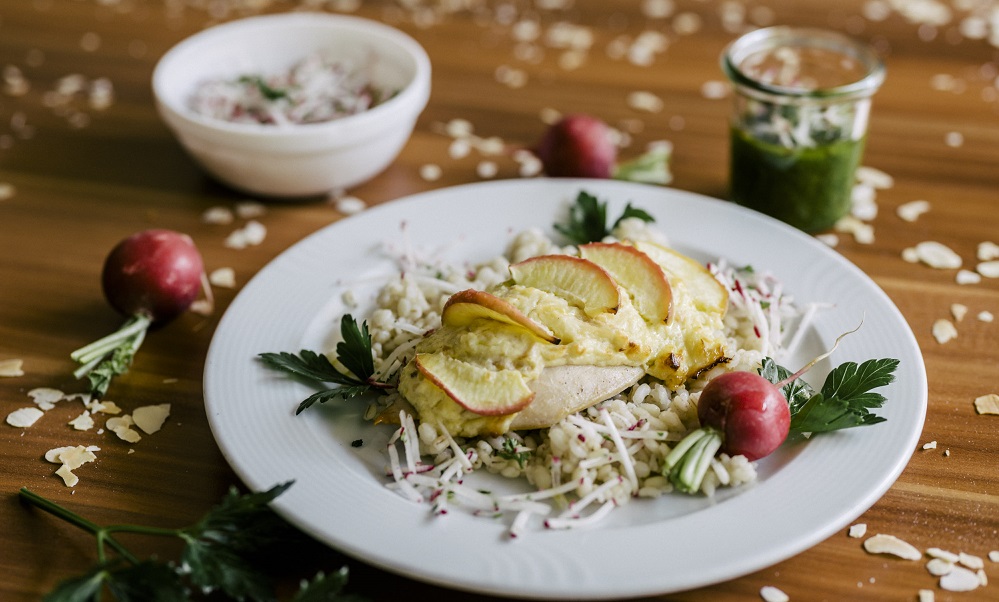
left=152, top=13, right=431, bottom=198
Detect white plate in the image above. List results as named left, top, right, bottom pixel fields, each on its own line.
left=204, top=179, right=926, bottom=600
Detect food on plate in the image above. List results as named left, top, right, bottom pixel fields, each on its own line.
left=397, top=239, right=728, bottom=438
left=260, top=190, right=897, bottom=532
left=71, top=229, right=205, bottom=398
left=188, top=51, right=395, bottom=126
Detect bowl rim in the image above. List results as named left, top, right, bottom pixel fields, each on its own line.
left=151, top=12, right=431, bottom=140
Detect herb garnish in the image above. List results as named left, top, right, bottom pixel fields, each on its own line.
left=496, top=438, right=531, bottom=468
left=239, top=75, right=288, bottom=101
left=761, top=356, right=898, bottom=433
left=259, top=314, right=392, bottom=414
left=19, top=482, right=366, bottom=601
left=553, top=190, right=654, bottom=245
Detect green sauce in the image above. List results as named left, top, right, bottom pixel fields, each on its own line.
left=729, top=125, right=866, bottom=232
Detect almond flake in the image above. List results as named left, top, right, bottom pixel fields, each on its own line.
left=856, top=165, right=894, bottom=189
left=234, top=201, right=266, bottom=219
left=132, top=403, right=170, bottom=434
left=902, top=247, right=920, bottom=263
left=208, top=267, right=236, bottom=289
left=959, top=552, right=984, bottom=570
left=55, top=464, right=80, bottom=487
left=759, top=585, right=789, bottom=602
left=927, top=547, right=960, bottom=562
left=956, top=269, right=981, bottom=284
left=932, top=319, right=958, bottom=344
left=979, top=311, right=994, bottom=322
left=28, top=387, right=65, bottom=409
left=939, top=565, right=980, bottom=592
left=951, top=303, right=968, bottom=321
left=921, top=440, right=938, bottom=450
left=834, top=215, right=874, bottom=244
left=918, top=589, right=934, bottom=602
left=815, top=233, right=839, bottom=247
left=201, top=206, right=234, bottom=225
left=68, top=411, right=94, bottom=431
left=863, top=533, right=922, bottom=560
left=977, top=241, right=999, bottom=261
left=87, top=399, right=122, bottom=414
left=849, top=523, right=867, bottom=538
left=107, top=415, right=141, bottom=442
left=989, top=550, right=999, bottom=562
left=897, top=199, right=930, bottom=222
left=627, top=90, right=664, bottom=113
left=913, top=241, right=962, bottom=269
left=334, top=196, right=366, bottom=215
left=976, top=260, right=999, bottom=278
left=6, top=407, right=44, bottom=427
left=419, top=163, right=442, bottom=181
left=926, top=558, right=954, bottom=576
left=974, top=394, right=999, bottom=415
left=0, top=358, right=25, bottom=377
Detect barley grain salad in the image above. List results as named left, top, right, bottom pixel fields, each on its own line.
left=258, top=186, right=897, bottom=538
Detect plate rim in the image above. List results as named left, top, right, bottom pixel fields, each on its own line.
left=204, top=177, right=927, bottom=599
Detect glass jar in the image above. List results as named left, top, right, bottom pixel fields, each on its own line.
left=722, top=27, right=885, bottom=232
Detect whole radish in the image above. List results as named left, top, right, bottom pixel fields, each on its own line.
left=534, top=114, right=618, bottom=178
left=102, top=229, right=204, bottom=323
left=697, top=371, right=791, bottom=462
left=71, top=229, right=205, bottom=397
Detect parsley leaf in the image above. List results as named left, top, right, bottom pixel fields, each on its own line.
left=760, top=357, right=898, bottom=434
left=553, top=190, right=654, bottom=244
left=259, top=315, right=391, bottom=414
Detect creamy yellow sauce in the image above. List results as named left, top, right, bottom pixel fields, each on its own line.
left=397, top=246, right=729, bottom=437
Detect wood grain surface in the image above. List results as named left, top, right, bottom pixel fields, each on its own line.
left=1, top=1, right=997, bottom=601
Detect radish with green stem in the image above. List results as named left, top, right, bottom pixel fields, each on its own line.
left=71, top=229, right=205, bottom=398
left=665, top=323, right=899, bottom=494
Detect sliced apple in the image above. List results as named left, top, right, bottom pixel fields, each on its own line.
left=510, top=364, right=644, bottom=430
left=578, top=242, right=673, bottom=324
left=634, top=241, right=728, bottom=314
left=509, top=254, right=620, bottom=316
left=441, top=289, right=560, bottom=344
left=414, top=352, right=535, bottom=416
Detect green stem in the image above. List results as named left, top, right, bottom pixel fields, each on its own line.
left=19, top=487, right=141, bottom=565
left=664, top=427, right=724, bottom=494
left=71, top=314, right=151, bottom=365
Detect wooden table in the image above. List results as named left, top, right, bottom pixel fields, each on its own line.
left=2, top=1, right=997, bottom=600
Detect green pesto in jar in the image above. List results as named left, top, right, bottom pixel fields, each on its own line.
left=729, top=125, right=866, bottom=232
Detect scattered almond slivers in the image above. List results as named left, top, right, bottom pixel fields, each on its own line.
left=6, top=407, right=45, bottom=428
left=0, top=358, right=25, bottom=377
left=106, top=415, right=142, bottom=443
left=848, top=523, right=867, bottom=538
left=132, top=403, right=170, bottom=434
left=897, top=199, right=930, bottom=222
left=905, top=241, right=962, bottom=269
left=862, top=533, right=922, bottom=560
left=45, top=445, right=100, bottom=487
left=759, top=585, right=789, bottom=602
left=932, top=319, right=958, bottom=344
left=974, top=394, right=999, bottom=415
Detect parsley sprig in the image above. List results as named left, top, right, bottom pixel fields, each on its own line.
left=259, top=315, right=392, bottom=414
left=553, top=190, right=654, bottom=245
left=761, top=357, right=898, bottom=433
left=19, top=482, right=366, bottom=601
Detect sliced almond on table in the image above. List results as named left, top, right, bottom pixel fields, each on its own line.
left=6, top=407, right=44, bottom=428
left=932, top=319, right=958, bottom=344
left=0, top=358, right=25, bottom=377
left=939, top=565, right=980, bottom=592
left=132, top=403, right=170, bottom=434
left=974, top=394, right=999, bottom=415
left=862, top=533, right=922, bottom=560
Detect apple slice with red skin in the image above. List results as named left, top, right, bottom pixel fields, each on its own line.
left=509, top=254, right=620, bottom=316
left=441, top=289, right=560, bottom=344
left=578, top=242, right=673, bottom=324
left=413, top=352, right=535, bottom=416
